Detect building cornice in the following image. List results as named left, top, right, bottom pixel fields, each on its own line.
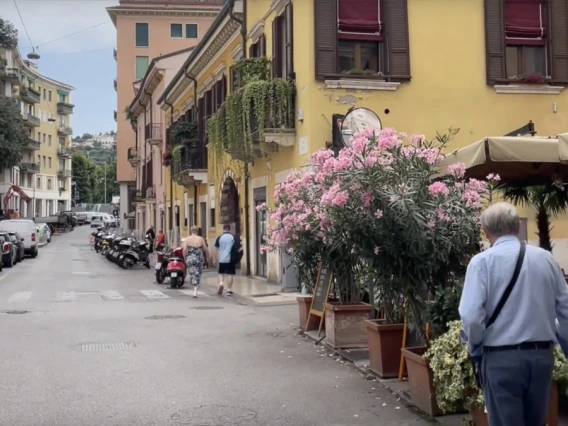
left=131, top=69, right=164, bottom=116
left=214, top=63, right=226, bottom=81
left=231, top=45, right=244, bottom=61
left=107, top=7, right=220, bottom=26
left=247, top=20, right=265, bottom=43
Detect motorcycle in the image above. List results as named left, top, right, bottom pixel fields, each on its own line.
left=113, top=238, right=133, bottom=264
left=101, top=234, right=114, bottom=256
left=166, top=247, right=186, bottom=288
left=154, top=244, right=171, bottom=284
left=119, top=238, right=152, bottom=269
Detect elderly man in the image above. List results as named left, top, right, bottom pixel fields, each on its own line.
left=459, top=202, right=568, bottom=426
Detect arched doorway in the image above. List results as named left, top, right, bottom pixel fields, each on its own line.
left=219, top=176, right=241, bottom=237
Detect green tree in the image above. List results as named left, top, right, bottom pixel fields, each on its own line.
left=503, top=184, right=568, bottom=251
left=0, top=95, right=27, bottom=170
left=0, top=17, right=18, bottom=48
left=71, top=151, right=97, bottom=203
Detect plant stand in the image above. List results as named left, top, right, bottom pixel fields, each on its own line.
left=297, top=296, right=320, bottom=331
left=324, top=302, right=373, bottom=349
left=401, top=346, right=442, bottom=417
left=470, top=382, right=558, bottom=426
left=365, top=320, right=405, bottom=379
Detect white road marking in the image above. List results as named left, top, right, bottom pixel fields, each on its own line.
left=100, top=290, right=124, bottom=300
left=178, top=289, right=208, bottom=297
left=58, top=291, right=76, bottom=302
left=72, top=272, right=91, bottom=275
left=8, top=292, right=31, bottom=303
left=140, top=290, right=169, bottom=299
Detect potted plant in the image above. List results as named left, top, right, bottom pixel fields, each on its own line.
left=173, top=122, right=197, bottom=142
left=425, top=321, right=566, bottom=424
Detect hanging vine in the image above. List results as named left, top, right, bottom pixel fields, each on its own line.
left=172, top=145, right=183, bottom=175
left=232, top=57, right=271, bottom=90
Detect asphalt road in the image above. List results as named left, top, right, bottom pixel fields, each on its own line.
left=0, top=226, right=433, bottom=426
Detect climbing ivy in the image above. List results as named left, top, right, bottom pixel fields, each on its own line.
left=172, top=145, right=183, bottom=174
left=232, top=57, right=271, bottom=90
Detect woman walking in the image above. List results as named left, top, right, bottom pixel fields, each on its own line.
left=183, top=226, right=209, bottom=297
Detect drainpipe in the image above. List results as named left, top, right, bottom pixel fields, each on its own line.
left=165, top=99, right=174, bottom=232
left=140, top=96, right=149, bottom=198
left=229, top=0, right=251, bottom=275
left=184, top=70, right=199, bottom=229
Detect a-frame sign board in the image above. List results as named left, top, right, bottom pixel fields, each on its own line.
left=306, top=263, right=333, bottom=337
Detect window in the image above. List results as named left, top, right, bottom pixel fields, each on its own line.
left=42, top=134, right=46, bottom=143
left=210, top=208, right=216, bottom=227
left=186, top=24, right=198, bottom=39
left=48, top=157, right=52, bottom=168
left=135, top=23, right=149, bottom=47
left=48, top=135, right=52, bottom=146
left=48, top=91, right=52, bottom=102
left=36, top=177, right=41, bottom=189
left=188, top=204, right=194, bottom=227
left=43, top=88, right=46, bottom=99
left=249, top=35, right=266, bottom=58
left=42, top=156, right=46, bottom=168
left=59, top=93, right=66, bottom=103
left=272, top=11, right=290, bottom=78
left=171, top=23, right=183, bottom=38
left=47, top=179, right=52, bottom=190
left=135, top=56, right=150, bottom=80
left=314, top=0, right=410, bottom=80
left=485, top=0, right=568, bottom=84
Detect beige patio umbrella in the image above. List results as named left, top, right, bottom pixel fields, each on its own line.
left=437, top=135, right=568, bottom=186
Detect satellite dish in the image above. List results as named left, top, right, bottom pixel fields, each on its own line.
left=340, top=107, right=382, bottom=147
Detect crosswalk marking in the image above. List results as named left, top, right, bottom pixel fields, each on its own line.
left=58, top=291, right=76, bottom=302
left=100, top=290, right=124, bottom=300
left=8, top=292, right=31, bottom=303
left=2, top=289, right=211, bottom=303
left=139, top=289, right=169, bottom=299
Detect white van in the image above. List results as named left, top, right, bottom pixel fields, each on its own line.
left=0, top=220, right=38, bottom=258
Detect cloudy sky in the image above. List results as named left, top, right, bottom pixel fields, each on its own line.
left=2, top=0, right=117, bottom=136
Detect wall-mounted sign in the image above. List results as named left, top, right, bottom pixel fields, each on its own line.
left=340, top=107, right=382, bottom=147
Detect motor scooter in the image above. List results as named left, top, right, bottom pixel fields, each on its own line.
left=154, top=244, right=171, bottom=284
left=119, top=238, right=151, bottom=269
left=166, top=247, right=186, bottom=288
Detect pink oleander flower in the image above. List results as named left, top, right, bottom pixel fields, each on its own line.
left=255, top=202, right=266, bottom=212
left=435, top=208, right=451, bottom=222
left=361, top=190, right=373, bottom=207
left=448, top=163, right=466, bottom=179
left=374, top=246, right=380, bottom=255
left=428, top=181, right=450, bottom=197
left=374, top=209, right=383, bottom=219
left=486, top=173, right=501, bottom=181
left=410, top=134, right=426, bottom=146
left=331, top=191, right=349, bottom=207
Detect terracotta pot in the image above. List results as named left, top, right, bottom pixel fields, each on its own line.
left=297, top=296, right=321, bottom=331
left=470, top=382, right=558, bottom=426
left=401, top=346, right=442, bottom=417
left=365, top=320, right=405, bottom=379
left=324, top=302, right=374, bottom=349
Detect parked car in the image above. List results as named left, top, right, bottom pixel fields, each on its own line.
left=7, top=232, right=25, bottom=262
left=103, top=214, right=118, bottom=227
left=0, top=232, right=18, bottom=267
left=91, top=215, right=105, bottom=228
left=0, top=219, right=38, bottom=258
left=36, top=225, right=48, bottom=247
left=38, top=223, right=51, bottom=243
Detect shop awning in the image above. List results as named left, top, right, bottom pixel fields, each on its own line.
left=505, top=0, right=546, bottom=44
left=338, top=0, right=383, bottom=41
left=437, top=134, right=568, bottom=187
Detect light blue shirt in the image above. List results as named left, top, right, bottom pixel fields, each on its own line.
left=459, top=235, right=568, bottom=355
left=215, top=232, right=234, bottom=264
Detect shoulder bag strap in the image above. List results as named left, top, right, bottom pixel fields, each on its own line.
left=486, top=241, right=526, bottom=328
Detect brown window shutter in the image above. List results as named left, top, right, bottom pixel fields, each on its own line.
left=285, top=3, right=294, bottom=79
left=484, top=0, right=506, bottom=84
left=383, top=0, right=411, bottom=80
left=221, top=75, right=227, bottom=102
left=314, top=0, right=337, bottom=80
left=549, top=0, right=568, bottom=84
left=259, top=34, right=266, bottom=57
left=272, top=19, right=280, bottom=78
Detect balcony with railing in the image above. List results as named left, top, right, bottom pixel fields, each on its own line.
left=20, top=86, right=41, bottom=103
left=171, top=142, right=207, bottom=186
left=0, top=67, right=20, bottom=83
left=114, top=110, right=117, bottom=121
left=113, top=48, right=117, bottom=61
left=57, top=126, right=73, bottom=136
left=128, top=147, right=140, bottom=165
left=22, top=112, right=41, bottom=127
left=57, top=102, right=75, bottom=115
left=57, top=168, right=72, bottom=178
left=20, top=162, right=40, bottom=173
left=57, top=146, right=71, bottom=158
left=145, top=123, right=162, bottom=146
left=24, top=137, right=41, bottom=151
left=114, top=79, right=117, bottom=91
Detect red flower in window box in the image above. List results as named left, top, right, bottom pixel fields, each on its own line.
left=518, top=73, right=551, bottom=85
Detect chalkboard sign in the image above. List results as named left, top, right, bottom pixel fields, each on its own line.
left=310, top=266, right=332, bottom=315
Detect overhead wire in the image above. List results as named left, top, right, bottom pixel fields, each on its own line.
left=35, top=21, right=111, bottom=49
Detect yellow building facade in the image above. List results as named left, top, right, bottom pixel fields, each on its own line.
left=159, top=0, right=568, bottom=281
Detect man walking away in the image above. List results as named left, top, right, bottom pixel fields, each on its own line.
left=459, top=202, right=568, bottom=426
left=146, top=225, right=155, bottom=246
left=215, top=224, right=242, bottom=296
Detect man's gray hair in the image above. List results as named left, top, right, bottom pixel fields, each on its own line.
left=481, top=202, right=520, bottom=237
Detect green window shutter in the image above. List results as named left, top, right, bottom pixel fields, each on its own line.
left=136, top=23, right=149, bottom=47
left=135, top=56, right=150, bottom=80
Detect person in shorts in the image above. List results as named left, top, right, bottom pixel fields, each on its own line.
left=215, top=224, right=239, bottom=295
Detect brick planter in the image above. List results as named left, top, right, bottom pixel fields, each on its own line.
left=365, top=320, right=405, bottom=379
left=324, top=302, right=373, bottom=349
left=401, top=346, right=442, bottom=417
left=297, top=296, right=321, bottom=331
left=470, top=382, right=558, bottom=426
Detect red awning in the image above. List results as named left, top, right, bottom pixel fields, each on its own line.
left=504, top=0, right=546, bottom=44
left=338, top=0, right=383, bottom=41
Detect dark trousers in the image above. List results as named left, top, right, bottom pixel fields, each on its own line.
left=483, top=347, right=554, bottom=426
